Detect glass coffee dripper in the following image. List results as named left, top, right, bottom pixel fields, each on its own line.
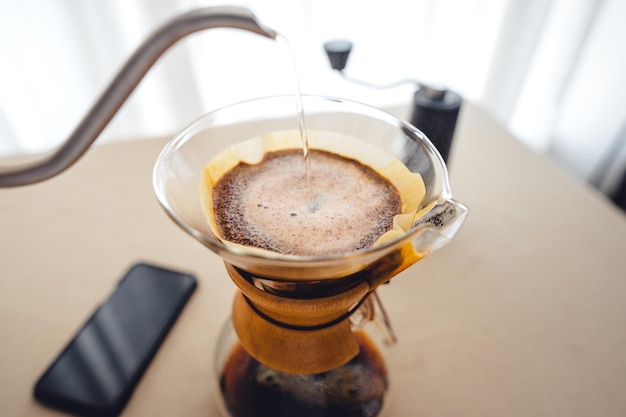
left=153, top=95, right=467, bottom=417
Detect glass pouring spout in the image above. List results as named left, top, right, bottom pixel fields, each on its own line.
left=0, top=6, right=276, bottom=187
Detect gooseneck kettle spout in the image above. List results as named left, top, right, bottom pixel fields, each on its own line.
left=0, top=6, right=277, bottom=187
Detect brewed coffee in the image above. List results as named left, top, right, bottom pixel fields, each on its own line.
left=220, top=330, right=387, bottom=417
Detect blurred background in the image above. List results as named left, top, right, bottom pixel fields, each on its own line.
left=1, top=0, right=625, bottom=209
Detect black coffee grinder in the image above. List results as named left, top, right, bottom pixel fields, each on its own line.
left=324, top=40, right=462, bottom=163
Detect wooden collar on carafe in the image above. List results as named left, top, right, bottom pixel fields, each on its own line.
left=225, top=243, right=421, bottom=374
left=226, top=263, right=370, bottom=374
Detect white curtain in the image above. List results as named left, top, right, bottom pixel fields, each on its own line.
left=1, top=0, right=624, bottom=198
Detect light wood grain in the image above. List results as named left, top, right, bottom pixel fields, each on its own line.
left=1, top=102, right=625, bottom=417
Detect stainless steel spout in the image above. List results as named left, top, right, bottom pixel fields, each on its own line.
left=0, top=6, right=277, bottom=187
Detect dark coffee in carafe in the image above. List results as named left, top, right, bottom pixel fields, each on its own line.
left=220, top=330, right=387, bottom=417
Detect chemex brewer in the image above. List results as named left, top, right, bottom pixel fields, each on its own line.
left=154, top=93, right=467, bottom=417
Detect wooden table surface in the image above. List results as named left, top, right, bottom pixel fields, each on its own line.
left=1, top=102, right=626, bottom=417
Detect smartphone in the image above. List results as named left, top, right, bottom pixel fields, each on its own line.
left=34, top=262, right=197, bottom=417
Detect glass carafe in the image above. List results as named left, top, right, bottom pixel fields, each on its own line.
left=153, top=95, right=467, bottom=417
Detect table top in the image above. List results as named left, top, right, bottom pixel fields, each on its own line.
left=2, top=102, right=626, bottom=417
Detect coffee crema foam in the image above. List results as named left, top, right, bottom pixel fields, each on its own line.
left=211, top=149, right=401, bottom=256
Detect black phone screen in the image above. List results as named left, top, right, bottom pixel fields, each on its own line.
left=34, top=263, right=197, bottom=417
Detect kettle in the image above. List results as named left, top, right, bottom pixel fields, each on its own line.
left=0, top=7, right=276, bottom=187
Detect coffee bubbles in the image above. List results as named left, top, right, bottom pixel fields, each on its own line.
left=212, top=149, right=401, bottom=256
